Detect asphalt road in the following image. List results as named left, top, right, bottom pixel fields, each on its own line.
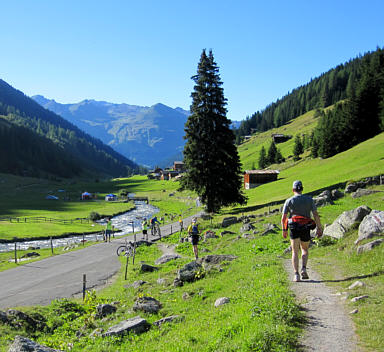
left=0, top=214, right=200, bottom=309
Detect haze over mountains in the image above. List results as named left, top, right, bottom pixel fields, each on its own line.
left=32, top=96, right=190, bottom=168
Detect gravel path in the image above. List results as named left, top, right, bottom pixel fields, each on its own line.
left=284, top=260, right=361, bottom=352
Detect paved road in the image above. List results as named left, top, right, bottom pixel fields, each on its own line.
left=0, top=214, right=200, bottom=309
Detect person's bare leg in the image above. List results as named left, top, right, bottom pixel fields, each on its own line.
left=300, top=241, right=310, bottom=279
left=193, top=245, right=198, bottom=259
left=291, top=238, right=301, bottom=281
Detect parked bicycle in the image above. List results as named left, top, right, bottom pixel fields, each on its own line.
left=116, top=241, right=134, bottom=257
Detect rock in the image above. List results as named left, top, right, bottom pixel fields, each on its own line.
left=351, top=295, right=369, bottom=302
left=349, top=309, right=359, bottom=314
left=348, top=281, right=366, bottom=290
left=203, top=230, right=218, bottom=240
left=140, top=263, right=159, bottom=272
left=260, top=229, right=276, bottom=236
left=323, top=206, right=372, bottom=239
left=214, top=297, right=230, bottom=307
left=345, top=181, right=365, bottom=193
left=356, top=239, right=383, bottom=254
left=102, top=316, right=150, bottom=337
left=173, top=277, right=184, bottom=287
left=153, top=315, right=184, bottom=327
left=133, top=297, right=162, bottom=314
left=20, top=252, right=40, bottom=259
left=96, top=304, right=117, bottom=318
left=313, top=191, right=334, bottom=207
left=8, top=336, right=61, bottom=352
left=222, top=216, right=238, bottom=227
left=198, top=254, right=237, bottom=266
left=331, top=189, right=344, bottom=200
left=351, top=189, right=380, bottom=198
left=220, top=230, right=235, bottom=236
left=200, top=213, right=212, bottom=220
left=155, top=254, right=181, bottom=265
left=283, top=246, right=292, bottom=254
left=0, top=311, right=8, bottom=324
left=177, top=261, right=202, bottom=282
left=356, top=210, right=384, bottom=244
left=6, top=310, right=44, bottom=332
left=242, top=233, right=255, bottom=239
left=182, top=292, right=191, bottom=300
left=130, top=280, right=148, bottom=289
left=264, top=223, right=279, bottom=231
left=240, top=223, right=254, bottom=233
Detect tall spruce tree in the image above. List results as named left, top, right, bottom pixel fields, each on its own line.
left=180, top=49, right=247, bottom=213
left=258, top=146, right=267, bottom=169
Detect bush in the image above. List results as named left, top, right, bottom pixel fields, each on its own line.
left=89, top=211, right=101, bottom=221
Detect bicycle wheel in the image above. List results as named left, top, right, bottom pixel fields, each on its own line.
left=116, top=245, right=128, bottom=256
left=156, top=224, right=161, bottom=239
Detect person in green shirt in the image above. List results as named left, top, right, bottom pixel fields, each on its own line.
left=142, top=218, right=149, bottom=241
left=105, top=218, right=113, bottom=242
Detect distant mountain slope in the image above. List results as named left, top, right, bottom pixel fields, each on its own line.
left=32, top=96, right=190, bottom=168
left=0, top=79, right=140, bottom=178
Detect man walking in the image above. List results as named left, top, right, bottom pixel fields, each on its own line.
left=281, top=180, right=323, bottom=282
left=187, top=218, right=200, bottom=260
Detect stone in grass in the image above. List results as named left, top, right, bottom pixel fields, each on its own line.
left=356, top=239, right=383, bottom=254
left=133, top=297, right=162, bottom=314
left=351, top=295, right=369, bottom=303
left=96, top=304, right=117, bottom=318
left=131, top=280, right=148, bottom=289
left=155, top=254, right=181, bottom=265
left=153, top=315, right=184, bottom=327
left=8, top=335, right=62, bottom=352
left=0, top=311, right=8, bottom=324
left=140, top=263, right=159, bottom=272
left=102, top=316, right=150, bottom=337
left=348, top=281, right=366, bottom=290
left=349, top=309, right=359, bottom=315
left=177, top=261, right=202, bottom=283
left=214, top=297, right=230, bottom=307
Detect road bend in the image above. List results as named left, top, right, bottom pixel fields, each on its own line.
left=0, top=213, right=201, bottom=309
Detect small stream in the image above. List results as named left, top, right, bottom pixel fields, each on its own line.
left=0, top=201, right=159, bottom=253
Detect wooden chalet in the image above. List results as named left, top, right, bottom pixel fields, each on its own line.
left=272, top=133, right=291, bottom=143
left=244, top=170, right=280, bottom=189
left=173, top=161, right=185, bottom=172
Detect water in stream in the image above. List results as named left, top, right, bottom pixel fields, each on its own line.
left=0, top=201, right=159, bottom=253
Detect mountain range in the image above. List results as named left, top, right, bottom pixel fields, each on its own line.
left=32, top=96, right=190, bottom=168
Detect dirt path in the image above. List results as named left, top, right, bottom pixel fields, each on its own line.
left=284, top=260, right=361, bottom=352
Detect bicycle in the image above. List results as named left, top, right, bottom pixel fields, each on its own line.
left=151, top=223, right=161, bottom=239
left=116, top=241, right=134, bottom=257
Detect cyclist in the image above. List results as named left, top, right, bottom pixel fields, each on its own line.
left=142, top=218, right=149, bottom=241
left=150, top=216, right=161, bottom=236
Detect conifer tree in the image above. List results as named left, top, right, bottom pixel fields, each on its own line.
left=180, top=49, right=247, bottom=213
left=258, top=146, right=267, bottom=169
left=293, top=135, right=304, bottom=160
left=266, top=141, right=278, bottom=164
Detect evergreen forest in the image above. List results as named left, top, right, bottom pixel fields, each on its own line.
left=0, top=79, right=143, bottom=178
left=235, top=47, right=384, bottom=157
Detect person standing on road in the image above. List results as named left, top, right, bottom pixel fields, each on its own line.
left=281, top=180, right=323, bottom=282
left=105, top=218, right=113, bottom=243
left=187, top=218, right=200, bottom=260
left=142, top=218, right=149, bottom=241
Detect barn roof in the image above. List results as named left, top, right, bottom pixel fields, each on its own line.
left=244, top=170, right=280, bottom=174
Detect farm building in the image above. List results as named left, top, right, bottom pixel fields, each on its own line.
left=173, top=161, right=185, bottom=172
left=272, top=134, right=291, bottom=143
left=244, top=170, right=280, bottom=189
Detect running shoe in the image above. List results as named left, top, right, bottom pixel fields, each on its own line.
left=301, top=268, right=309, bottom=280
left=293, top=273, right=301, bottom=282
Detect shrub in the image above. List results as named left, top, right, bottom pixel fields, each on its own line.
left=89, top=211, right=101, bottom=221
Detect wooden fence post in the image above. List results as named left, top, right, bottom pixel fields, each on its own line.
left=82, top=233, right=85, bottom=246
left=124, top=254, right=129, bottom=280
left=14, top=243, right=17, bottom=264
left=82, top=274, right=86, bottom=300
left=50, top=237, right=54, bottom=255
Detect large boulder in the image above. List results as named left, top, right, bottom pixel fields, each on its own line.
left=323, top=206, right=371, bottom=239
left=133, top=297, right=162, bottom=314
left=155, top=254, right=181, bottom=265
left=222, top=217, right=238, bottom=228
left=102, top=316, right=150, bottom=337
left=313, top=190, right=334, bottom=207
left=356, top=239, right=383, bottom=254
left=345, top=181, right=366, bottom=193
left=351, top=189, right=381, bottom=199
left=177, top=261, right=202, bottom=282
left=153, top=315, right=184, bottom=327
left=6, top=310, right=45, bottom=332
left=8, top=336, right=61, bottom=352
left=140, top=263, right=159, bottom=272
left=198, top=254, right=237, bottom=267
left=355, top=210, right=384, bottom=245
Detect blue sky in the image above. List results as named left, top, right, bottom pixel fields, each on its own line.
left=1, top=0, right=384, bottom=121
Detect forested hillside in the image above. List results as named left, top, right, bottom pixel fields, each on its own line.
left=235, top=48, right=384, bottom=142
left=0, top=79, right=143, bottom=178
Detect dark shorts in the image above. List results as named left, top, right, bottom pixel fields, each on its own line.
left=105, top=230, right=111, bottom=238
left=290, top=227, right=311, bottom=242
left=191, top=234, right=199, bottom=245
left=143, top=230, right=147, bottom=235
